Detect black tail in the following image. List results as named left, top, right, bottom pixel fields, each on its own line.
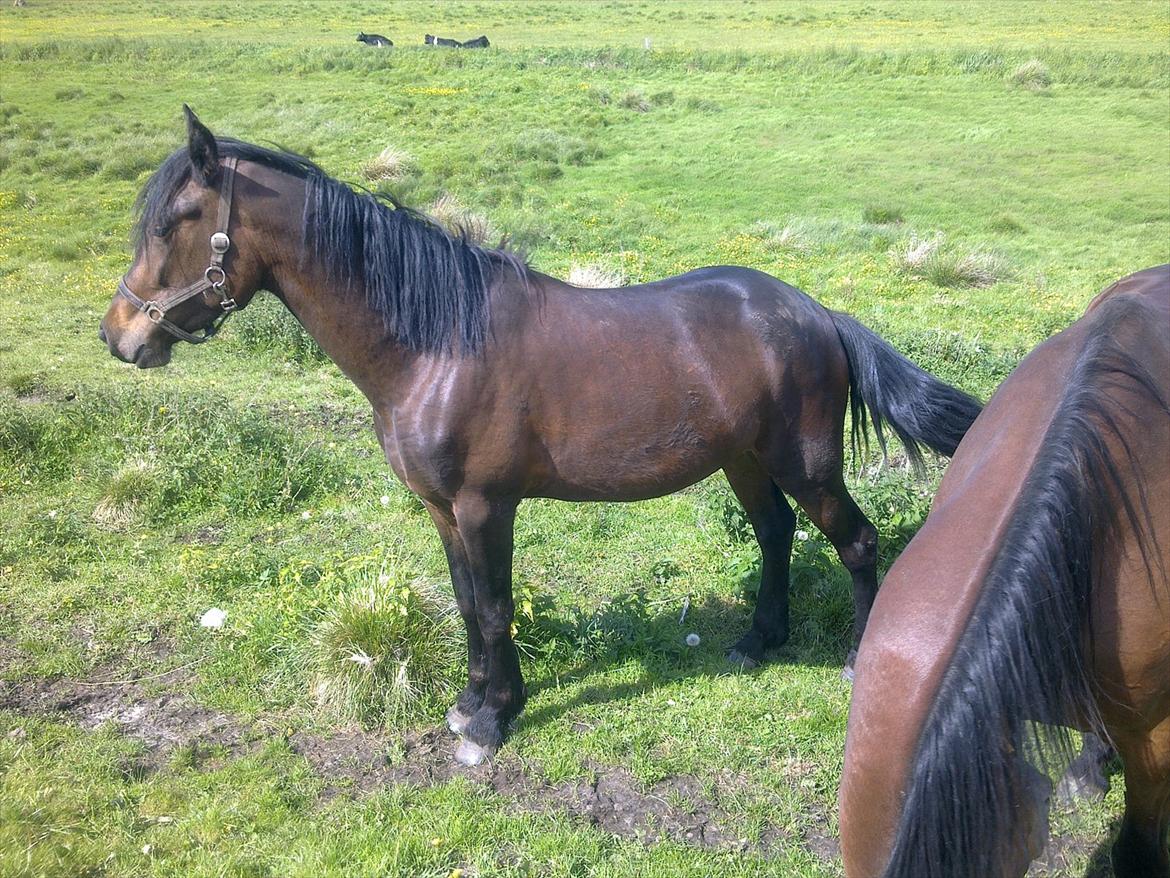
left=829, top=312, right=983, bottom=470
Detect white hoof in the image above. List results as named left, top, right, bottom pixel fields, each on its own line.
left=454, top=738, right=493, bottom=767
left=446, top=706, right=471, bottom=736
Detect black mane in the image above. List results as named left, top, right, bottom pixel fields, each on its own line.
left=881, top=296, right=1168, bottom=878
left=134, top=138, right=526, bottom=355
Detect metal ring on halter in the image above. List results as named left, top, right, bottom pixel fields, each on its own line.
left=204, top=265, right=227, bottom=287
left=145, top=303, right=165, bottom=323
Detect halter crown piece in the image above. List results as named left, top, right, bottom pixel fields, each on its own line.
left=116, top=156, right=240, bottom=344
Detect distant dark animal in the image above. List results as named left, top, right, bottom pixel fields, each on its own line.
left=460, top=35, right=490, bottom=49
left=841, top=265, right=1170, bottom=878
left=100, top=108, right=983, bottom=768
left=356, top=32, right=392, bottom=47
left=424, top=33, right=461, bottom=47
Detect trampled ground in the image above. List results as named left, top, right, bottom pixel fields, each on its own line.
left=1, top=2, right=1168, bottom=876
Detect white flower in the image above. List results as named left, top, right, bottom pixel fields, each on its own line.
left=380, top=495, right=390, bottom=506
left=685, top=633, right=701, bottom=647
left=199, top=608, right=226, bottom=629
left=301, top=510, right=311, bottom=520
left=795, top=530, right=809, bottom=541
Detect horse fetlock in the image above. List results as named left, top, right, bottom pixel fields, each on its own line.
left=446, top=705, right=473, bottom=736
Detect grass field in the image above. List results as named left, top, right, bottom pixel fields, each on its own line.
left=1, top=2, right=1168, bottom=876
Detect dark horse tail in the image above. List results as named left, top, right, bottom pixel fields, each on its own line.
left=880, top=300, right=1168, bottom=878
left=828, top=312, right=983, bottom=469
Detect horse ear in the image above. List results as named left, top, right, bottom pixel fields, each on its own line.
left=184, top=104, right=219, bottom=186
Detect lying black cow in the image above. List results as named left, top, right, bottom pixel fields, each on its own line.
left=424, top=33, right=490, bottom=48
left=357, top=32, right=393, bottom=47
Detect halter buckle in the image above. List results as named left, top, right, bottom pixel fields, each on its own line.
left=210, top=231, right=231, bottom=254
left=205, top=265, right=227, bottom=288
left=145, top=302, right=165, bottom=324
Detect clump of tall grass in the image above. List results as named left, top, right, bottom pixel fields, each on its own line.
left=861, top=204, right=904, bottom=225
left=4, top=371, right=46, bottom=397
left=509, top=129, right=597, bottom=167
left=92, top=460, right=156, bottom=529
left=360, top=145, right=414, bottom=182
left=568, top=262, right=627, bottom=288
left=748, top=220, right=809, bottom=252
left=428, top=193, right=497, bottom=245
left=308, top=572, right=460, bottom=728
left=619, top=90, right=651, bottom=112
left=1009, top=59, right=1052, bottom=91
left=890, top=233, right=1009, bottom=288
left=229, top=294, right=326, bottom=365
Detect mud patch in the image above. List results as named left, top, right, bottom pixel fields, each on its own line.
left=1, top=670, right=831, bottom=858
left=0, top=671, right=254, bottom=773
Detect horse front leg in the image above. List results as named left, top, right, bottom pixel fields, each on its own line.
left=424, top=501, right=487, bottom=736
left=450, top=494, right=525, bottom=766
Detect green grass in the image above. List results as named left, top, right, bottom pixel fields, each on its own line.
left=1, top=1, right=1167, bottom=875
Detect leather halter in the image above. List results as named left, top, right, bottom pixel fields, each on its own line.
left=117, top=156, right=240, bottom=345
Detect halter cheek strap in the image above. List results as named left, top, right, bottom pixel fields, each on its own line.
left=117, top=156, right=240, bottom=345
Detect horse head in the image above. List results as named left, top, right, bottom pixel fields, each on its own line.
left=100, top=107, right=270, bottom=368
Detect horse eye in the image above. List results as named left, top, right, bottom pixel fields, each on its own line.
left=152, top=224, right=171, bottom=238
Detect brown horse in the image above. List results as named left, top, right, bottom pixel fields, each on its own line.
left=840, top=265, right=1170, bottom=877
left=99, top=109, right=982, bottom=765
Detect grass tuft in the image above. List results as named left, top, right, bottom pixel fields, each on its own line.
left=230, top=294, right=326, bottom=364
left=890, top=233, right=1010, bottom=288
left=861, top=204, right=904, bottom=224
left=1009, top=58, right=1053, bottom=90
left=619, top=89, right=651, bottom=112
left=568, top=262, right=627, bottom=288
left=360, top=145, right=414, bottom=182
left=308, top=572, right=460, bottom=728
left=989, top=213, right=1026, bottom=234
left=92, top=460, right=157, bottom=529
left=427, top=193, right=497, bottom=245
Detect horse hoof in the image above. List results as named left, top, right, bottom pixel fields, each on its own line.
left=454, top=738, right=494, bottom=767
left=727, top=649, right=760, bottom=670
left=1055, top=772, right=1109, bottom=804
left=446, top=706, right=472, bottom=736
left=841, top=651, right=858, bottom=683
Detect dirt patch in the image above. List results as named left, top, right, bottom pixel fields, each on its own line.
left=1, top=671, right=255, bottom=773
left=0, top=669, right=829, bottom=858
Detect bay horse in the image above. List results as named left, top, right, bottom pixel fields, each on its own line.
left=99, top=108, right=982, bottom=765
left=840, top=265, right=1170, bottom=877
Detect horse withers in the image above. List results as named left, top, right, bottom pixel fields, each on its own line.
left=840, top=266, right=1170, bottom=877
left=99, top=108, right=982, bottom=766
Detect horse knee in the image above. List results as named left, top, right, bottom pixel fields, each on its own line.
left=840, top=522, right=878, bottom=572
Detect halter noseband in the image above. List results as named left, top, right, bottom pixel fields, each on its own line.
left=117, top=156, right=240, bottom=345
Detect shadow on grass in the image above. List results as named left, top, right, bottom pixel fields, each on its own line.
left=512, top=530, right=926, bottom=737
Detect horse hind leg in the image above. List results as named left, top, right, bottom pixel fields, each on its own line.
left=723, top=454, right=796, bottom=668
left=776, top=472, right=878, bottom=680
left=1055, top=731, right=1115, bottom=803
left=1112, top=717, right=1170, bottom=878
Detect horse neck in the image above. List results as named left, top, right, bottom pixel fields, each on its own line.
left=245, top=170, right=416, bottom=401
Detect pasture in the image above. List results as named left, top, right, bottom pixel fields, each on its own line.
left=1, top=2, right=1168, bottom=876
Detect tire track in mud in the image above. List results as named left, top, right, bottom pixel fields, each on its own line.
left=0, top=671, right=839, bottom=860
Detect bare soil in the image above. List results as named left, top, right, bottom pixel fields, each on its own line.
left=0, top=669, right=837, bottom=859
